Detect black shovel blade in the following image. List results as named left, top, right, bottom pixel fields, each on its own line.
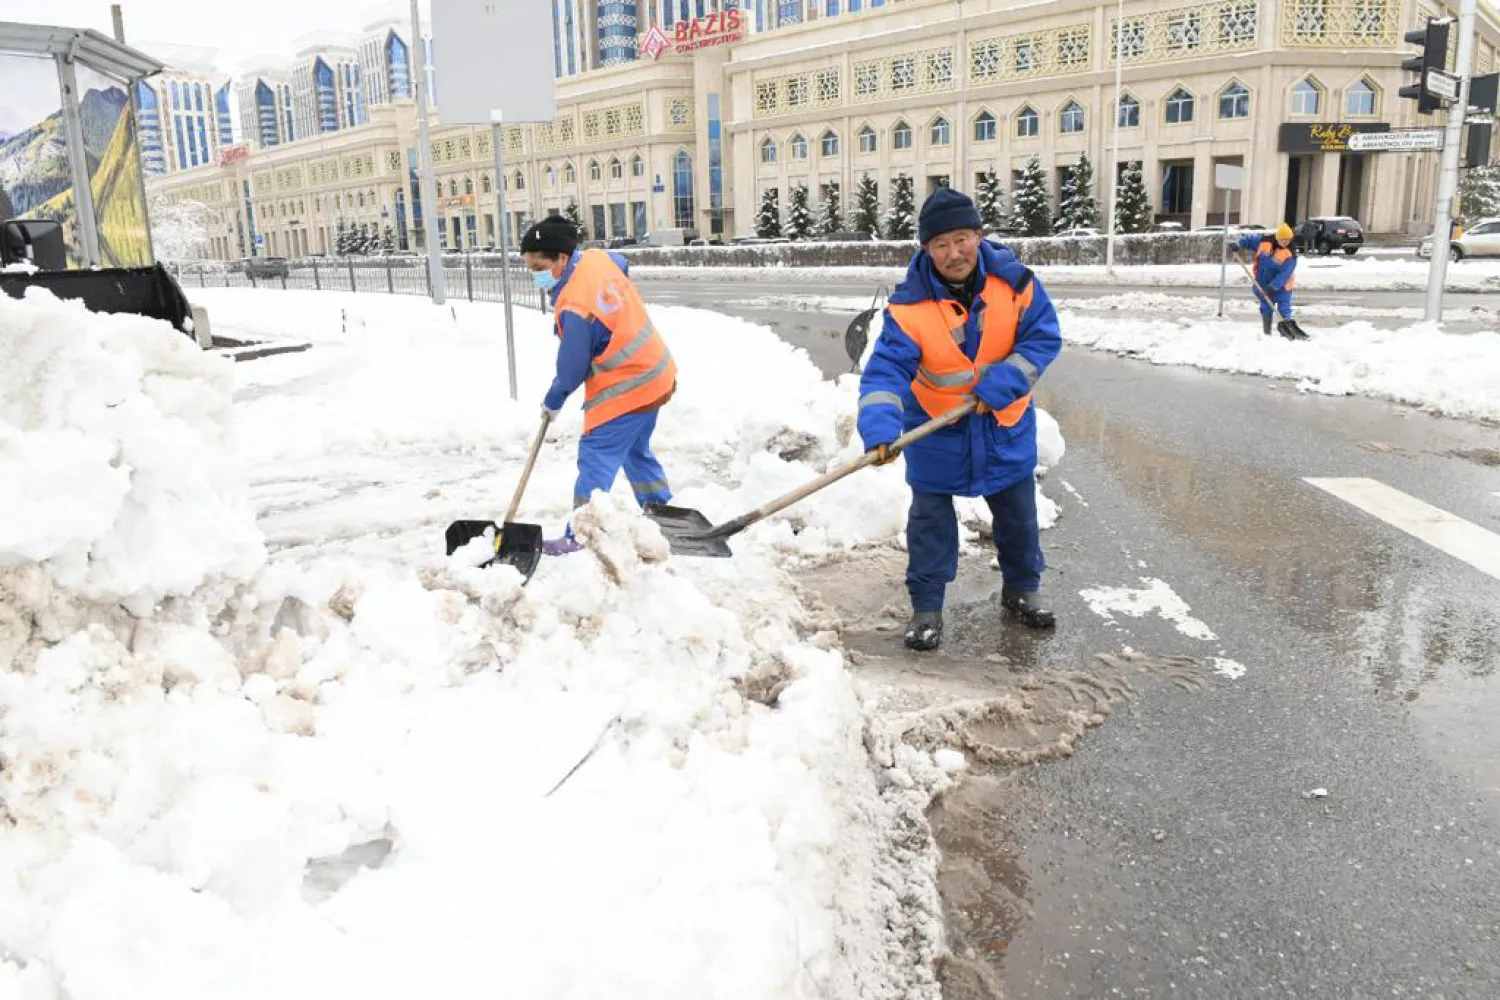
left=643, top=504, right=733, bottom=558
left=444, top=519, right=545, bottom=581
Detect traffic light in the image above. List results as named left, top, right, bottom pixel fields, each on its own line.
left=1400, top=18, right=1452, bottom=115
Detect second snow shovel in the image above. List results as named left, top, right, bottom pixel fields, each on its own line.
left=1235, top=256, right=1309, bottom=340
left=648, top=399, right=978, bottom=558
left=444, top=411, right=552, bottom=580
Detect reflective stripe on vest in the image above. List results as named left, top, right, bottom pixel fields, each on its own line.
left=555, top=249, right=678, bottom=432
left=888, top=275, right=1035, bottom=428
left=1256, top=240, right=1296, bottom=290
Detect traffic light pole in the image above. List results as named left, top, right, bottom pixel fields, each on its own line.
left=1425, top=0, right=1477, bottom=323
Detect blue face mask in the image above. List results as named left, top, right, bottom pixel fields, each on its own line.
left=532, top=269, right=558, bottom=293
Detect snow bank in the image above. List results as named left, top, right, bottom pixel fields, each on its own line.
left=0, top=288, right=264, bottom=614
left=1061, top=310, right=1500, bottom=424
left=3, top=284, right=1079, bottom=999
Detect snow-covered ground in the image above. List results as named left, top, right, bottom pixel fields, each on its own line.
left=1, top=285, right=1065, bottom=1000
left=638, top=256, right=1500, bottom=293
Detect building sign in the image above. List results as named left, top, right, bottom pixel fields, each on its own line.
left=1347, top=128, right=1443, bottom=152
left=642, top=4, right=745, bottom=60
left=438, top=194, right=477, bottom=211
left=217, top=144, right=249, bottom=166
left=1278, top=122, right=1390, bottom=154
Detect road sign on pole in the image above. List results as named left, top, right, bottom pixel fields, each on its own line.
left=432, top=0, right=558, bottom=401
left=1214, top=163, right=1245, bottom=190
left=1428, top=68, right=1462, bottom=102
left=1348, top=128, right=1445, bottom=151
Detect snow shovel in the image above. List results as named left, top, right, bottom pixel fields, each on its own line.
left=444, top=412, right=552, bottom=580
left=647, top=398, right=978, bottom=559
left=1235, top=256, right=1309, bottom=340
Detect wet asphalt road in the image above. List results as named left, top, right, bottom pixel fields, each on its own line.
left=658, top=276, right=1500, bottom=997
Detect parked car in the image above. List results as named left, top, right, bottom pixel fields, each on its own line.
left=244, top=256, right=289, bottom=279
left=1054, top=227, right=1103, bottom=238
left=1151, top=221, right=1185, bottom=233
left=1417, top=217, right=1500, bottom=261
left=1293, top=216, right=1364, bottom=255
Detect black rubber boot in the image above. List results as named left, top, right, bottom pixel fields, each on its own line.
left=1001, top=588, right=1057, bottom=629
left=904, top=611, right=943, bottom=651
left=1261, top=313, right=1273, bottom=337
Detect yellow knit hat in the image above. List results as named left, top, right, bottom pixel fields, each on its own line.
left=1275, top=222, right=1294, bottom=241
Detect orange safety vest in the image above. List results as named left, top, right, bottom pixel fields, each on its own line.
left=888, top=276, right=1035, bottom=428
left=553, top=250, right=678, bottom=433
left=1256, top=240, right=1296, bottom=290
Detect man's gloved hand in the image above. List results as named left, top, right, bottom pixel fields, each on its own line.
left=541, top=405, right=560, bottom=420
left=867, top=443, right=897, bottom=466
left=976, top=362, right=1031, bottom=411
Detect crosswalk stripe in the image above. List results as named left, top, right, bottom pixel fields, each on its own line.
left=1306, top=478, right=1500, bottom=583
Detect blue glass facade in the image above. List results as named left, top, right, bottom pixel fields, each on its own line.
left=707, top=93, right=723, bottom=235
left=215, top=85, right=232, bottom=143
left=136, top=80, right=165, bottom=175
left=553, top=1, right=563, bottom=77
left=255, top=81, right=280, bottom=148
left=315, top=59, right=338, bottom=133
left=599, top=1, right=637, bottom=66
left=673, top=150, right=694, bottom=229
left=387, top=33, right=412, bottom=97
left=778, top=1, right=801, bottom=25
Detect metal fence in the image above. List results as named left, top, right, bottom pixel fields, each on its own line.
left=172, top=255, right=548, bottom=312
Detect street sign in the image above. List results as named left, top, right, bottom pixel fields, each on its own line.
left=432, top=0, right=555, bottom=124
left=1214, top=163, right=1245, bottom=190
left=1348, top=128, right=1444, bottom=151
left=1428, top=68, right=1461, bottom=102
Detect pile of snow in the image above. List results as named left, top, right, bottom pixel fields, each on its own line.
left=0, top=288, right=264, bottom=614
left=1060, top=310, right=1500, bottom=424
left=2, top=284, right=1073, bottom=999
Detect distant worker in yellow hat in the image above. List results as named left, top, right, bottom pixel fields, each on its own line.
left=1237, top=223, right=1298, bottom=337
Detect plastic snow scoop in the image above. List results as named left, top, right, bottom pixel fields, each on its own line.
left=1235, top=255, right=1309, bottom=340
left=647, top=398, right=979, bottom=559
left=444, top=411, right=552, bottom=580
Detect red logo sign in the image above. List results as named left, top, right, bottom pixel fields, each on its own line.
left=217, top=144, right=249, bottom=166
left=640, top=23, right=670, bottom=60
left=673, top=6, right=745, bottom=52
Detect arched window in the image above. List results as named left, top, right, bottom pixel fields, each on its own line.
left=631, top=154, right=644, bottom=177
left=1291, top=78, right=1323, bottom=116
left=820, top=129, right=839, bottom=156
left=790, top=133, right=808, bottom=159
left=1347, top=78, right=1377, bottom=116
left=588, top=159, right=602, bottom=182
left=1218, top=82, right=1250, bottom=119
left=1117, top=94, right=1141, bottom=128
left=929, top=116, right=951, bottom=146
left=609, top=157, right=623, bottom=180
left=1016, top=106, right=1039, bottom=138
left=973, top=111, right=996, bottom=142
left=857, top=125, right=877, bottom=153
left=1165, top=87, right=1195, bottom=125
left=514, top=170, right=525, bottom=190
left=564, top=163, right=577, bottom=184
left=761, top=137, right=777, bottom=164
left=1059, top=101, right=1085, bottom=134
left=672, top=150, right=694, bottom=229
left=481, top=173, right=492, bottom=193
left=891, top=120, right=912, bottom=150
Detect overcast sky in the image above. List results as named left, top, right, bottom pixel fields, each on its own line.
left=41, top=0, right=427, bottom=71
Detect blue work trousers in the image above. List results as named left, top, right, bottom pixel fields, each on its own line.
left=573, top=409, right=672, bottom=510
left=906, top=478, right=1044, bottom=613
left=1259, top=289, right=1294, bottom=321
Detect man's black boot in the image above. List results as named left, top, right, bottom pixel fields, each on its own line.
left=1001, top=588, right=1057, bottom=629
left=904, top=611, right=943, bottom=651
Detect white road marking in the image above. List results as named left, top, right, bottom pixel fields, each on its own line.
left=1305, top=477, right=1500, bottom=583
left=1078, top=577, right=1217, bottom=641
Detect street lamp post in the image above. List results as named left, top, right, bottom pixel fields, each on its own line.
left=1105, top=0, right=1125, bottom=274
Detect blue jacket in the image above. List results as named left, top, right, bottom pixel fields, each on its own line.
left=857, top=241, right=1063, bottom=497
left=542, top=250, right=633, bottom=412
left=1238, top=234, right=1296, bottom=294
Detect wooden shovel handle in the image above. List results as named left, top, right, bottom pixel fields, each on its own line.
left=504, top=412, right=552, bottom=524
left=703, top=398, right=978, bottom=540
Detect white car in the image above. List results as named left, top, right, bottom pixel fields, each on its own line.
left=1054, top=227, right=1103, bottom=238
left=1418, top=217, right=1500, bottom=261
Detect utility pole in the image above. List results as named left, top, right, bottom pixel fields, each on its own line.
left=1104, top=0, right=1125, bottom=274
left=1423, top=0, right=1476, bottom=323
left=410, top=0, right=446, bottom=305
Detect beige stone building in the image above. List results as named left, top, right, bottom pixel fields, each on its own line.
left=147, top=0, right=1500, bottom=259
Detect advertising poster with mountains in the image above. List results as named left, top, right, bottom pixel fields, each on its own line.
left=0, top=53, right=151, bottom=268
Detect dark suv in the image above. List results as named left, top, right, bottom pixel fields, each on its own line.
left=1294, top=217, right=1364, bottom=256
